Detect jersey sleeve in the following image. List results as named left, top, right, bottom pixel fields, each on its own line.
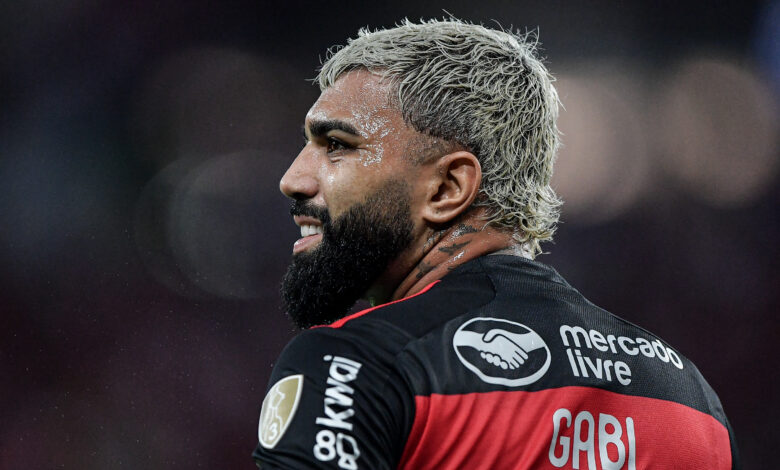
left=252, top=327, right=412, bottom=470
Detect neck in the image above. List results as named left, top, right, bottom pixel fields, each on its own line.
left=381, top=214, right=529, bottom=302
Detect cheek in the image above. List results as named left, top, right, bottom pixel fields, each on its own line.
left=322, top=167, right=392, bottom=219
left=320, top=169, right=359, bottom=217
left=359, top=146, right=384, bottom=166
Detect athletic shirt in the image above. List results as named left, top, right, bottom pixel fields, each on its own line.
left=252, top=255, right=739, bottom=469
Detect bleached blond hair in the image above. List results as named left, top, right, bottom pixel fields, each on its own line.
left=317, top=18, right=562, bottom=257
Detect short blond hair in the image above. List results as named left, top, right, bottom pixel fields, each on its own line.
left=318, top=19, right=562, bottom=256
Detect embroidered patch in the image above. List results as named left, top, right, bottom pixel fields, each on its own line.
left=258, top=374, right=304, bottom=448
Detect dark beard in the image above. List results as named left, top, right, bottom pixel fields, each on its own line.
left=281, top=180, right=414, bottom=329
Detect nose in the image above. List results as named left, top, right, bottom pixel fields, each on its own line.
left=279, top=146, right=318, bottom=200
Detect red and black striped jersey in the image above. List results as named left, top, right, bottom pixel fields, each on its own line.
left=253, top=255, right=739, bottom=469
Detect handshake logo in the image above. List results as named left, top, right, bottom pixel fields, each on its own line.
left=453, top=317, right=551, bottom=386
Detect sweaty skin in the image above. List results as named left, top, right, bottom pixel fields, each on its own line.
left=280, top=69, right=525, bottom=307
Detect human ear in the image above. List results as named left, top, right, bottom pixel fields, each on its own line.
left=421, top=151, right=482, bottom=225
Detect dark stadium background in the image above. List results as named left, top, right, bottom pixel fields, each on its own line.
left=1, top=1, right=777, bottom=468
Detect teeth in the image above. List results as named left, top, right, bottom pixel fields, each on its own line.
left=300, top=224, right=323, bottom=238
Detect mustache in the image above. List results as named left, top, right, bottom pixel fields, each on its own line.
left=290, top=200, right=331, bottom=225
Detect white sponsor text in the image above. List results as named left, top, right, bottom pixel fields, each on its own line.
left=314, top=355, right=362, bottom=469
left=560, top=325, right=683, bottom=386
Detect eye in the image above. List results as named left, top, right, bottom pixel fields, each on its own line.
left=326, top=137, right=350, bottom=153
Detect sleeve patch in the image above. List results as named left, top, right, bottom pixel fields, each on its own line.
left=258, top=374, right=304, bottom=449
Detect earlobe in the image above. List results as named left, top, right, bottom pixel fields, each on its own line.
left=422, top=151, right=482, bottom=225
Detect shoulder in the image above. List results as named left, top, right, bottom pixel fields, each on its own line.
left=254, top=321, right=416, bottom=469
left=331, top=269, right=498, bottom=340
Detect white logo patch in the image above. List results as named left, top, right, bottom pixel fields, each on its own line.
left=453, top=317, right=551, bottom=386
left=258, top=374, right=303, bottom=449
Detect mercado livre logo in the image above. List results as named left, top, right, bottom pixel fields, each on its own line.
left=453, top=317, right=551, bottom=386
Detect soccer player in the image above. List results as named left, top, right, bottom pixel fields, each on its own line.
left=253, top=19, right=739, bottom=469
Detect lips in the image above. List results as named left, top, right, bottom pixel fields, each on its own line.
left=292, top=215, right=324, bottom=254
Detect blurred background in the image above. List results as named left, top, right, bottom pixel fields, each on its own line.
left=0, top=0, right=777, bottom=468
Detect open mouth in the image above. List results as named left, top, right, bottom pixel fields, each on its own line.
left=293, top=216, right=324, bottom=253
left=299, top=224, right=323, bottom=238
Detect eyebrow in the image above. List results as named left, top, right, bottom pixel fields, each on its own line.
left=304, top=119, right=362, bottom=139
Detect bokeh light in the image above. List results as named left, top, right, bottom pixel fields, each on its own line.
left=656, top=56, right=779, bottom=207
left=553, top=63, right=650, bottom=223
left=168, top=151, right=290, bottom=299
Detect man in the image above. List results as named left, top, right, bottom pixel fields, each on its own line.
left=253, top=19, right=739, bottom=469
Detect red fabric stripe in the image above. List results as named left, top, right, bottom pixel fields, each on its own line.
left=311, top=280, right=440, bottom=330
left=398, top=386, right=731, bottom=470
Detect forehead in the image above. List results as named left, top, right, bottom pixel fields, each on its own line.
left=306, top=70, right=398, bottom=131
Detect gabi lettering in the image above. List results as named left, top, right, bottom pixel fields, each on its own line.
left=549, top=408, right=637, bottom=470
